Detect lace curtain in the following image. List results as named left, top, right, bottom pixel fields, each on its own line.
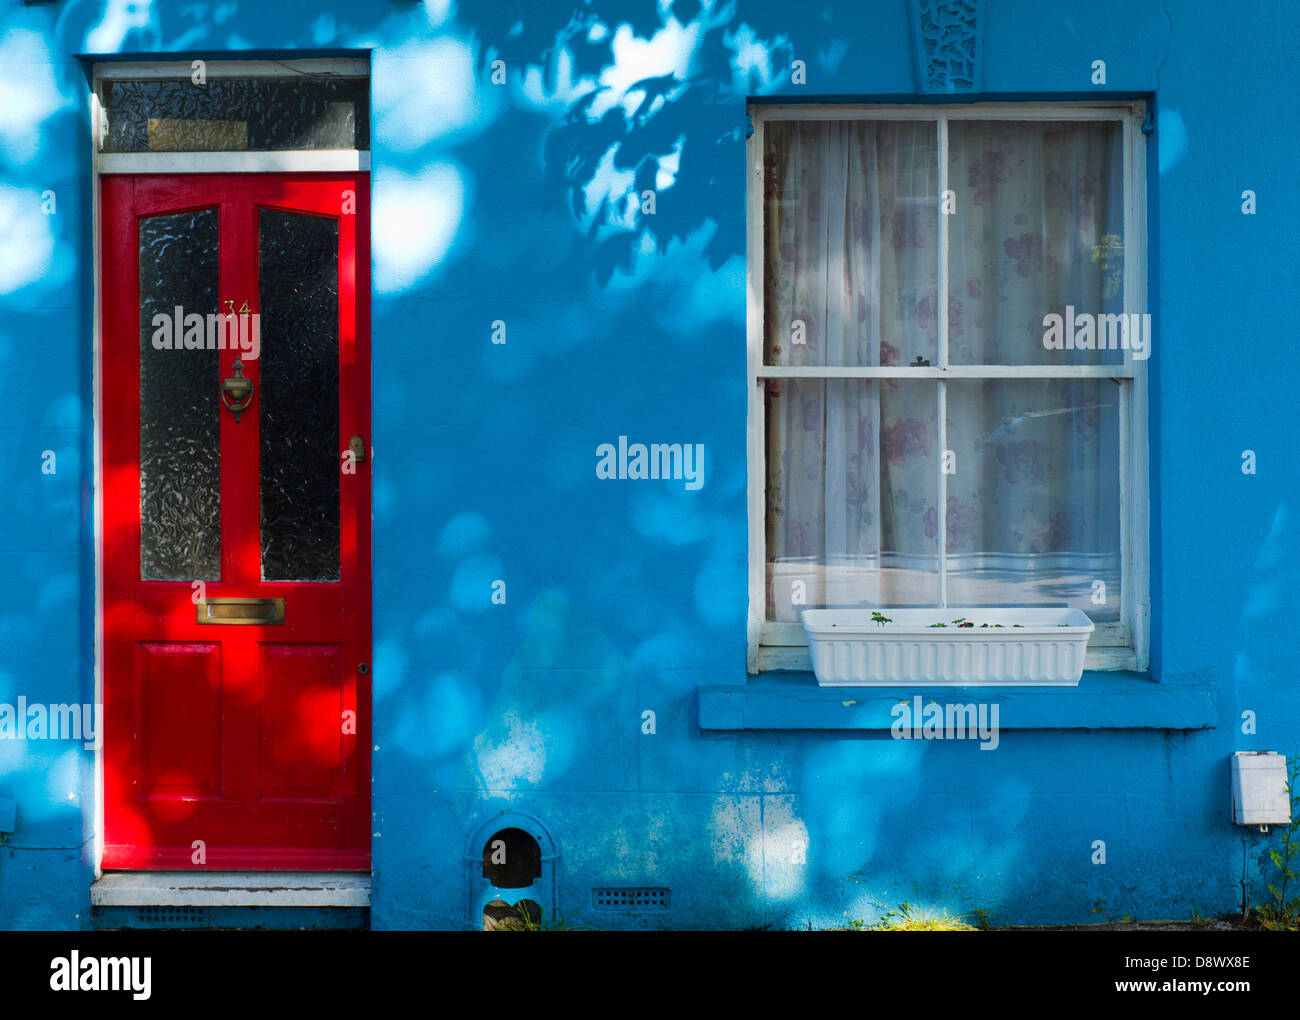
left=764, top=118, right=1123, bottom=622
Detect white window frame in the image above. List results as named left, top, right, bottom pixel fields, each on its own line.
left=746, top=101, right=1150, bottom=675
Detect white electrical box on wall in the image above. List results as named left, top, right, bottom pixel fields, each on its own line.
left=1231, top=752, right=1292, bottom=829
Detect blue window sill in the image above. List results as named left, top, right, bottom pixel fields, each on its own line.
left=697, top=671, right=1217, bottom=731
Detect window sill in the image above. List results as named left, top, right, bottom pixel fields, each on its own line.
left=697, top=671, right=1216, bottom=731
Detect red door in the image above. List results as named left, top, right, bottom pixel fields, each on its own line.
left=101, top=174, right=370, bottom=869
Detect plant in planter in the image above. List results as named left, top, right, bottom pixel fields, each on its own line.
left=800, top=606, right=1094, bottom=687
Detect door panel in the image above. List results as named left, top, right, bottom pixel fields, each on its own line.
left=101, top=173, right=370, bottom=870
left=260, top=643, right=346, bottom=799
left=135, top=642, right=222, bottom=797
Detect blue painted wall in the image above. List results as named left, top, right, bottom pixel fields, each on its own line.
left=0, top=0, right=1295, bottom=930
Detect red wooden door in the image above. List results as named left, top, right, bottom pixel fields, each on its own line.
left=101, top=174, right=370, bottom=869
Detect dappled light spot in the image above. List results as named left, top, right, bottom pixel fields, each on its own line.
left=372, top=164, right=466, bottom=294
left=0, top=30, right=67, bottom=167
left=756, top=800, right=809, bottom=902
left=587, top=18, right=701, bottom=121
left=436, top=512, right=492, bottom=559
left=85, top=0, right=159, bottom=54
left=373, top=37, right=495, bottom=152
left=1255, top=502, right=1288, bottom=569
left=723, top=22, right=787, bottom=93
left=449, top=553, right=504, bottom=613
left=0, top=185, right=58, bottom=295
left=473, top=711, right=547, bottom=788
left=582, top=145, right=639, bottom=237
left=390, top=672, right=483, bottom=758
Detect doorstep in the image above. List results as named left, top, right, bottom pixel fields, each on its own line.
left=90, top=871, right=371, bottom=908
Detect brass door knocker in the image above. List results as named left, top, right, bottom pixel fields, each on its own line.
left=221, top=359, right=253, bottom=422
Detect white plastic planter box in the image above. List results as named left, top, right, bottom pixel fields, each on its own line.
left=800, top=607, right=1094, bottom=687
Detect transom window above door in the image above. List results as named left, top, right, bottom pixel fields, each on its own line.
left=748, top=104, right=1150, bottom=674
left=93, top=59, right=370, bottom=172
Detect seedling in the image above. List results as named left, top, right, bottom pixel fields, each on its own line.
left=1257, top=749, right=1300, bottom=931
left=927, top=619, right=1019, bottom=628
left=871, top=611, right=892, bottom=626
left=1091, top=899, right=1133, bottom=929
left=514, top=907, right=592, bottom=932
left=873, top=902, right=978, bottom=931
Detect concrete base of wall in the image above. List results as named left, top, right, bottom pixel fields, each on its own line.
left=91, top=905, right=369, bottom=930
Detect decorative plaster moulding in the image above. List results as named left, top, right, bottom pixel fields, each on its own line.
left=909, top=0, right=984, bottom=94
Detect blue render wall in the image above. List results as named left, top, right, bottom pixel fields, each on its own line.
left=0, top=0, right=1296, bottom=929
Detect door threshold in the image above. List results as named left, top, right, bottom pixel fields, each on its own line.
left=91, top=871, right=371, bottom=908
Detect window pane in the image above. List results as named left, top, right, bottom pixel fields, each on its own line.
left=103, top=78, right=369, bottom=152
left=948, top=120, right=1126, bottom=365
left=944, top=379, right=1121, bottom=620
left=139, top=209, right=222, bottom=581
left=766, top=379, right=938, bottom=620
left=763, top=120, right=938, bottom=368
left=258, top=209, right=340, bottom=582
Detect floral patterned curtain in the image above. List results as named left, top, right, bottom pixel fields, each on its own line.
left=765, top=118, right=1123, bottom=622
